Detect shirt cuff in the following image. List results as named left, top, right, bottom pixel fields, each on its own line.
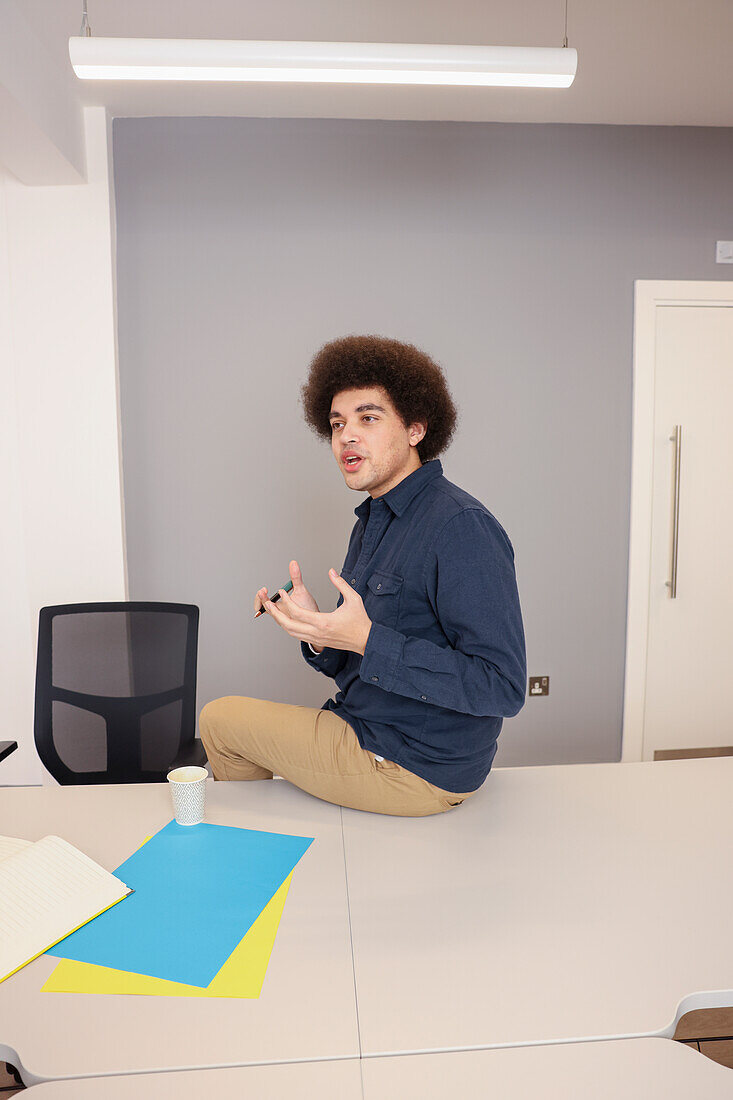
left=301, top=641, right=339, bottom=669
left=358, top=622, right=404, bottom=692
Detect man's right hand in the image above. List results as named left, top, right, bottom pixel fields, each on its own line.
left=255, top=560, right=324, bottom=653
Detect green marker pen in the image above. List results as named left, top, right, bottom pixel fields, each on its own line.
left=254, top=579, right=293, bottom=618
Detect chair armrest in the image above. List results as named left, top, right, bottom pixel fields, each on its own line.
left=168, top=739, right=208, bottom=772
left=0, top=741, right=18, bottom=764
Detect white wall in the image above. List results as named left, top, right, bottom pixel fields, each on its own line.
left=0, top=1, right=85, bottom=184
left=0, top=106, right=126, bottom=786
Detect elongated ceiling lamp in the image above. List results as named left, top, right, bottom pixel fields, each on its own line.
left=69, top=2, right=577, bottom=88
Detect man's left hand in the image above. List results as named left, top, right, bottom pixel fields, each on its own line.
left=262, top=568, right=372, bottom=655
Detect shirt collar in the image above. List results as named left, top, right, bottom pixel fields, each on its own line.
left=354, top=459, right=443, bottom=522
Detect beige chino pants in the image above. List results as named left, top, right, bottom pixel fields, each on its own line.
left=199, top=695, right=473, bottom=817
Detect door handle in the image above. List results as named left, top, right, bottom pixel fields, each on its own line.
left=665, top=425, right=682, bottom=598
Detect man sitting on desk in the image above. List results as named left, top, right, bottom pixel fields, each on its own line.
left=200, top=335, right=527, bottom=816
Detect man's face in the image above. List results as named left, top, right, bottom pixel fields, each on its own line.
left=329, top=386, right=426, bottom=498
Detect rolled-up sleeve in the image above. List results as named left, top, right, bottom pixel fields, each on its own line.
left=358, top=509, right=526, bottom=717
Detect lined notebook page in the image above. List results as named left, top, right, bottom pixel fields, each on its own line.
left=0, top=835, right=131, bottom=983
left=0, top=836, right=32, bottom=863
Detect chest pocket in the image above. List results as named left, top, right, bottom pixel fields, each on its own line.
left=364, top=571, right=404, bottom=630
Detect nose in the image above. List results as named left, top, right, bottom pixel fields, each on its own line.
left=343, top=420, right=360, bottom=444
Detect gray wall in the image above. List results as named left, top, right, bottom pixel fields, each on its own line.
left=113, top=117, right=733, bottom=767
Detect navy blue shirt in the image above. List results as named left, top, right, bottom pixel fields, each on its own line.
left=301, top=459, right=526, bottom=794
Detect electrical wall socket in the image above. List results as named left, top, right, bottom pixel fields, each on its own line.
left=529, top=676, right=549, bottom=696
left=716, top=241, right=733, bottom=263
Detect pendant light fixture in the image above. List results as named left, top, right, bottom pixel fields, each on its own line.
left=69, top=2, right=577, bottom=89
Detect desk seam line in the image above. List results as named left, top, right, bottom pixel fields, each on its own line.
left=340, top=805, right=364, bottom=1071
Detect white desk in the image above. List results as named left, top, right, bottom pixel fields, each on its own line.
left=24, top=1041, right=733, bottom=1098
left=0, top=782, right=359, bottom=1085
left=362, top=1039, right=733, bottom=1098
left=343, top=757, right=733, bottom=1056
left=4, top=758, right=733, bottom=1087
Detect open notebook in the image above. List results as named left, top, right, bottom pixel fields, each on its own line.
left=0, top=834, right=133, bottom=983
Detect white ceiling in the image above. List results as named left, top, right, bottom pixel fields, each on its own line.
left=19, top=0, right=733, bottom=125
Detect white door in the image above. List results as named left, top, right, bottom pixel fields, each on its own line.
left=623, top=282, right=733, bottom=761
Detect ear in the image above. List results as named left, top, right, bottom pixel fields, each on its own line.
left=408, top=422, right=427, bottom=448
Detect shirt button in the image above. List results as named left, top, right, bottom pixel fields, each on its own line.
left=421, top=695, right=427, bottom=700
left=350, top=578, right=356, bottom=585
left=376, top=583, right=382, bottom=590
left=371, top=676, right=379, bottom=682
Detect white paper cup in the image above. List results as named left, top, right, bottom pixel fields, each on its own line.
left=167, top=765, right=208, bottom=825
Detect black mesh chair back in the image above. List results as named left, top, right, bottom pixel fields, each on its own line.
left=34, top=602, right=205, bottom=784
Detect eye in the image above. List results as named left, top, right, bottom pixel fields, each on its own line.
left=330, top=422, right=343, bottom=431
left=362, top=416, right=376, bottom=423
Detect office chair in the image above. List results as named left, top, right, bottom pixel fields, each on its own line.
left=34, top=602, right=207, bottom=784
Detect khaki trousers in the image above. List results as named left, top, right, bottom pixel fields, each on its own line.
left=199, top=695, right=473, bottom=817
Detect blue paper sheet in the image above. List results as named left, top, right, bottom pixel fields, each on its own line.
left=47, top=820, right=313, bottom=987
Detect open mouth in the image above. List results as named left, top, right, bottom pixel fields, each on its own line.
left=343, top=456, right=364, bottom=470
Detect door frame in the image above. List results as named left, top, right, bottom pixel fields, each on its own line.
left=622, top=280, right=733, bottom=761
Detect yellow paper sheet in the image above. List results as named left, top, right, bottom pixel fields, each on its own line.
left=42, top=871, right=292, bottom=999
